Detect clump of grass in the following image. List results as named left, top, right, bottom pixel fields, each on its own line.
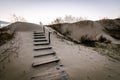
left=94, top=43, right=120, bottom=61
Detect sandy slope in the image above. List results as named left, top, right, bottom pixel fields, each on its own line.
left=48, top=19, right=120, bottom=44
left=49, top=27, right=120, bottom=80
left=0, top=22, right=120, bottom=80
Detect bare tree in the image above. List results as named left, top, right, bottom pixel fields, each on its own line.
left=50, top=15, right=87, bottom=24
left=64, top=15, right=87, bottom=23
left=51, top=17, right=63, bottom=24
left=11, top=14, right=26, bottom=22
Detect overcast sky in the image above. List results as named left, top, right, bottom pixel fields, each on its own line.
left=0, top=0, right=120, bottom=24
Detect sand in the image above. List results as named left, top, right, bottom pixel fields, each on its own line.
left=49, top=27, right=120, bottom=80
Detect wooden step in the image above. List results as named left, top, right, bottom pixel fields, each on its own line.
left=32, top=58, right=60, bottom=67
left=34, top=33, right=45, bottom=35
left=34, top=34, right=45, bottom=36
left=34, top=36, right=46, bottom=39
left=34, top=46, right=52, bottom=51
left=34, top=42, right=49, bottom=46
left=34, top=52, right=56, bottom=57
left=34, top=35, right=45, bottom=37
left=34, top=39, right=47, bottom=42
left=34, top=32, right=44, bottom=34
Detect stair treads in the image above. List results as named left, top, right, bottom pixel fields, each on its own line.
left=34, top=52, right=56, bottom=57
left=33, top=49, right=54, bottom=54
left=33, top=55, right=56, bottom=62
left=34, top=42, right=49, bottom=46
left=34, top=34, right=45, bottom=36
left=32, top=58, right=60, bottom=67
left=34, top=46, right=52, bottom=51
left=34, top=36, right=46, bottom=39
left=34, top=32, right=44, bottom=34
left=34, top=39, right=47, bottom=42
left=34, top=35, right=45, bottom=37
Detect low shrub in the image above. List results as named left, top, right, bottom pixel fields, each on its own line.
left=80, top=35, right=96, bottom=47
left=98, top=35, right=111, bottom=43
left=0, top=27, right=15, bottom=46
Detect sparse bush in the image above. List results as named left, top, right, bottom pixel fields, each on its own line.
left=11, top=14, right=26, bottom=22
left=98, top=36, right=107, bottom=42
left=98, top=35, right=111, bottom=43
left=80, top=35, right=96, bottom=47
left=0, top=27, right=15, bottom=46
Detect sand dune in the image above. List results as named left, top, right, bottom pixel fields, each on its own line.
left=0, top=22, right=120, bottom=80
left=48, top=18, right=120, bottom=44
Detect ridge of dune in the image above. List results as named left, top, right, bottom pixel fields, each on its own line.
left=7, top=22, right=42, bottom=32
left=48, top=18, right=120, bottom=44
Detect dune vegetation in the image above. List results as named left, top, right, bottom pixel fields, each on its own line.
left=0, top=27, right=15, bottom=46
left=47, top=18, right=120, bottom=61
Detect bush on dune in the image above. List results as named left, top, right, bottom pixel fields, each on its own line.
left=79, top=34, right=120, bottom=61
left=80, top=35, right=96, bottom=47
left=98, top=35, right=111, bottom=43
left=79, top=35, right=111, bottom=47
left=0, top=27, right=15, bottom=46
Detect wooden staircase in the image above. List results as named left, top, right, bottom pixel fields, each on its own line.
left=31, top=26, right=69, bottom=80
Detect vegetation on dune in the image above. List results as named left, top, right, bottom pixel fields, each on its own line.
left=98, top=35, right=111, bottom=43
left=94, top=43, right=120, bottom=61
left=0, top=14, right=26, bottom=45
left=48, top=18, right=120, bottom=61
left=80, top=35, right=96, bottom=47
left=0, top=27, right=15, bottom=46
left=11, top=14, right=26, bottom=22
left=50, top=15, right=87, bottom=24
left=77, top=35, right=120, bottom=61
left=79, top=35, right=110, bottom=46
left=0, top=26, right=19, bottom=65
left=99, top=18, right=120, bottom=40
left=104, top=27, right=120, bottom=39
left=79, top=35, right=120, bottom=61
left=51, top=26, right=120, bottom=61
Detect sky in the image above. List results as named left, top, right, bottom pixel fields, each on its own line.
left=0, top=0, right=120, bottom=24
